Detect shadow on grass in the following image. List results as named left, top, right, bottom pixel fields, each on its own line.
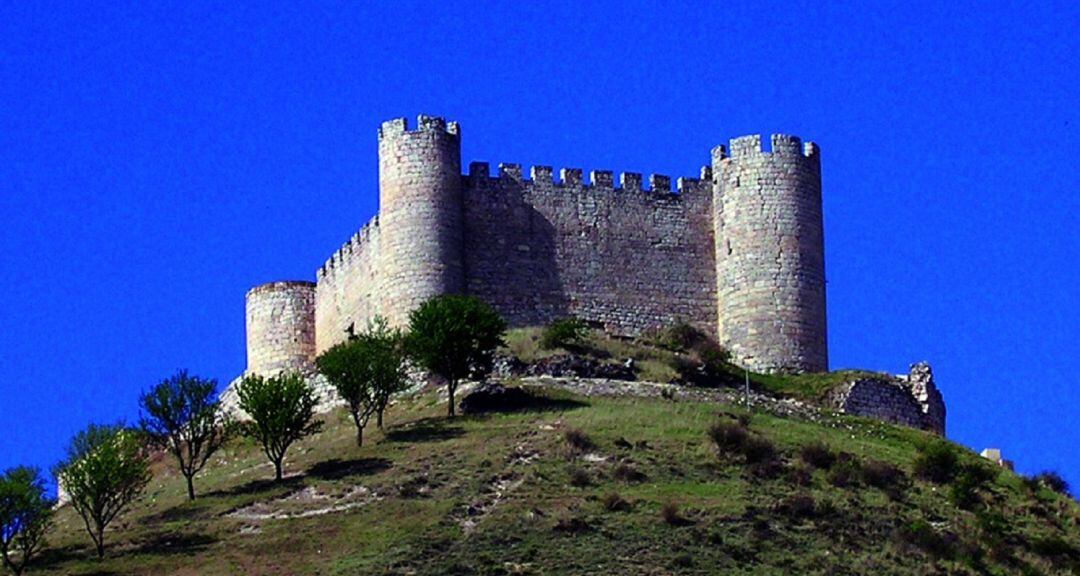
left=461, top=386, right=590, bottom=415
left=127, top=531, right=218, bottom=556
left=204, top=475, right=304, bottom=499
left=35, top=543, right=92, bottom=569
left=307, top=457, right=392, bottom=480
left=385, top=418, right=466, bottom=443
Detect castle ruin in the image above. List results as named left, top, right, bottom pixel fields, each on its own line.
left=245, top=115, right=828, bottom=377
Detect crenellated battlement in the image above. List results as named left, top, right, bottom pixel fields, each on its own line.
left=465, top=162, right=706, bottom=195
left=721, top=133, right=819, bottom=159
left=378, top=114, right=460, bottom=141
left=318, top=216, right=380, bottom=280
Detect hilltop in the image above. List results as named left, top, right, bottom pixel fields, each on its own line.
left=33, top=330, right=1079, bottom=575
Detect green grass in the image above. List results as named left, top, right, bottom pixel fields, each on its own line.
left=30, top=382, right=1079, bottom=576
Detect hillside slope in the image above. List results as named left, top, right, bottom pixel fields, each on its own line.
left=35, top=377, right=1078, bottom=575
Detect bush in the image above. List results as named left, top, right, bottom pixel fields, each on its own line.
left=707, top=420, right=750, bottom=456
left=613, top=462, right=647, bottom=483
left=660, top=501, right=685, bottom=526
left=774, top=493, right=816, bottom=520
left=564, top=428, right=595, bottom=454
left=540, top=318, right=589, bottom=350
left=741, top=436, right=777, bottom=465
left=861, top=459, right=905, bottom=490
left=602, top=492, right=631, bottom=512
left=1028, top=471, right=1071, bottom=497
left=913, top=441, right=959, bottom=484
left=949, top=463, right=998, bottom=510
left=799, top=441, right=836, bottom=470
left=897, top=519, right=956, bottom=560
left=567, top=466, right=592, bottom=487
left=654, top=322, right=708, bottom=352
left=826, top=453, right=863, bottom=488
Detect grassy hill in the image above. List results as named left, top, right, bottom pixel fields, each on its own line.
left=32, top=332, right=1080, bottom=575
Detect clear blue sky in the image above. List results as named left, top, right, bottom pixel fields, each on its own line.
left=1, top=1, right=1077, bottom=490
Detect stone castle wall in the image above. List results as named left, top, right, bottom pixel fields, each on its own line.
left=462, top=164, right=717, bottom=335
left=315, top=217, right=382, bottom=354
left=246, top=115, right=831, bottom=377
left=245, top=281, right=316, bottom=375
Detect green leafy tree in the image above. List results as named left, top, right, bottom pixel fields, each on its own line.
left=236, top=372, right=322, bottom=481
left=0, top=467, right=54, bottom=575
left=139, top=370, right=230, bottom=500
left=316, top=317, right=407, bottom=446
left=55, top=424, right=151, bottom=559
left=406, top=295, right=507, bottom=417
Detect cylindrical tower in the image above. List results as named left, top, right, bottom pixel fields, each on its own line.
left=245, top=281, right=317, bottom=376
left=377, top=115, right=464, bottom=326
left=712, top=134, right=828, bottom=373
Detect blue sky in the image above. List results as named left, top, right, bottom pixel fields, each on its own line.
left=1, top=1, right=1077, bottom=490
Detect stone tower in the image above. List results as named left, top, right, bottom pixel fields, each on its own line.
left=377, top=115, right=464, bottom=326
left=245, top=281, right=316, bottom=375
left=712, top=134, right=828, bottom=373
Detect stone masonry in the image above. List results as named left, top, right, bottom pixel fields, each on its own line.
left=245, top=281, right=316, bottom=376
left=248, top=115, right=829, bottom=376
left=828, top=362, right=946, bottom=435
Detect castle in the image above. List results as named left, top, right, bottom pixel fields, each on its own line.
left=244, top=114, right=828, bottom=377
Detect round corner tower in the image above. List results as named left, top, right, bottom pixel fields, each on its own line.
left=245, top=280, right=317, bottom=376
left=712, top=134, right=828, bottom=373
left=377, top=115, right=464, bottom=326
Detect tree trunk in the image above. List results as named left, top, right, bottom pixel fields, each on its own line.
left=377, top=408, right=384, bottom=429
left=274, top=459, right=283, bottom=482
left=447, top=380, right=456, bottom=417
left=186, top=474, right=196, bottom=501
left=356, top=424, right=364, bottom=447
left=95, top=528, right=105, bottom=559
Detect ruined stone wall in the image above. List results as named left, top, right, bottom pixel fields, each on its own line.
left=376, top=116, right=464, bottom=327
left=245, top=281, right=316, bottom=375
left=314, top=217, right=382, bottom=354
left=830, top=378, right=927, bottom=430
left=829, top=363, right=947, bottom=435
left=462, top=164, right=717, bottom=335
left=713, top=135, right=828, bottom=373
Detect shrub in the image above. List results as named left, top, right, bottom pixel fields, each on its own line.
left=826, top=453, right=863, bottom=488
left=564, top=428, right=595, bottom=454
left=1028, top=470, right=1071, bottom=497
left=707, top=420, right=750, bottom=456
left=798, top=441, right=836, bottom=470
left=540, top=318, right=589, bottom=351
left=861, top=459, right=905, bottom=490
left=949, top=463, right=998, bottom=510
left=654, top=322, right=707, bottom=352
left=602, top=492, right=631, bottom=512
left=567, top=466, right=592, bottom=487
left=913, top=441, right=959, bottom=484
left=741, top=436, right=777, bottom=465
left=613, top=462, right=647, bottom=483
left=775, top=493, right=816, bottom=520
left=788, top=463, right=813, bottom=486
left=897, top=519, right=956, bottom=560
left=661, top=501, right=685, bottom=526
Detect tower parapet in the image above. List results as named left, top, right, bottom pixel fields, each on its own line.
left=245, top=281, right=316, bottom=376
left=712, top=133, right=828, bottom=372
left=377, top=115, right=464, bottom=326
